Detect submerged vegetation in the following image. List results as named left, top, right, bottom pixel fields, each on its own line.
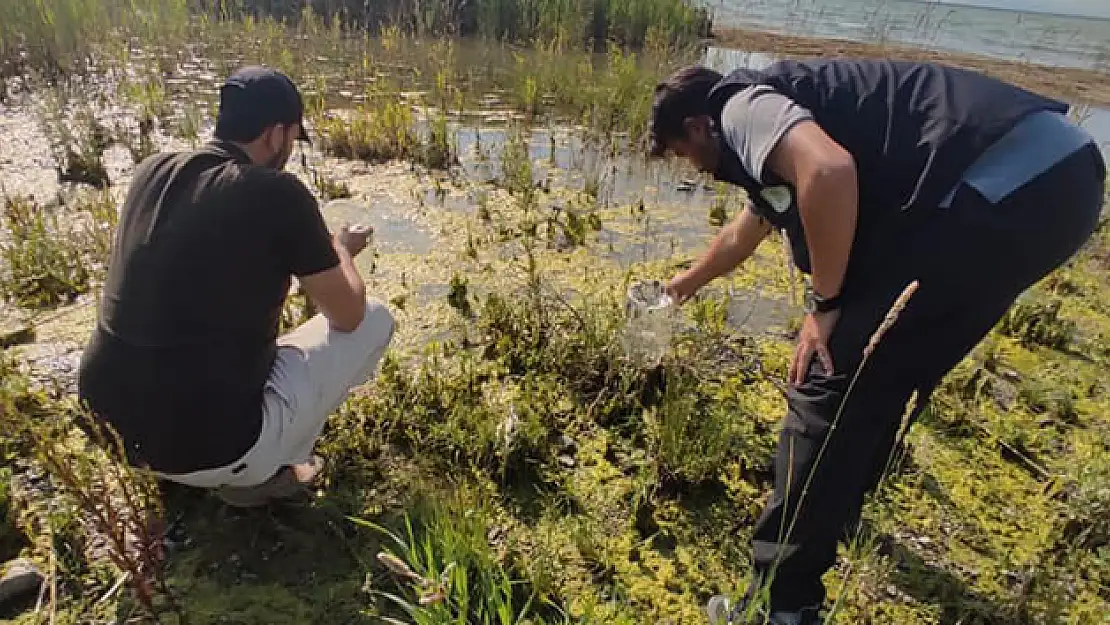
left=1, top=0, right=1109, bottom=623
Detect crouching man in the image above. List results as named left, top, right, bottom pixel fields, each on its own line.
left=77, top=66, right=395, bottom=507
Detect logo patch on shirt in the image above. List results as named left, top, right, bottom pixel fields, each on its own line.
left=761, top=186, right=792, bottom=213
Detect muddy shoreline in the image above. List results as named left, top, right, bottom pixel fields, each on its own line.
left=712, top=26, right=1110, bottom=107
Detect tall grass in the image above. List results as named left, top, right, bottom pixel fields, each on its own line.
left=0, top=0, right=188, bottom=76
left=468, top=0, right=712, bottom=49
left=0, top=189, right=117, bottom=309
left=351, top=495, right=559, bottom=624
left=2, top=0, right=708, bottom=82
left=231, top=0, right=711, bottom=49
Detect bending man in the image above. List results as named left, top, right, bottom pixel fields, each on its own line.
left=649, top=59, right=1105, bottom=624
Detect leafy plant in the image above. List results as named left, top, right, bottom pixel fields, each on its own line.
left=420, top=111, right=458, bottom=170
left=0, top=355, right=180, bottom=620
left=1, top=195, right=90, bottom=307
left=352, top=499, right=549, bottom=625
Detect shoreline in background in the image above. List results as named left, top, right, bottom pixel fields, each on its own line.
left=920, top=0, right=1110, bottom=21
left=710, top=26, right=1110, bottom=107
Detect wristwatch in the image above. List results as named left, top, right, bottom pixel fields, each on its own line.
left=803, top=283, right=842, bottom=314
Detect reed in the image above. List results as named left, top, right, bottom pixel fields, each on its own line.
left=0, top=0, right=188, bottom=77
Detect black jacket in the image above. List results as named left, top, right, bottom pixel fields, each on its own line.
left=706, top=58, right=1069, bottom=273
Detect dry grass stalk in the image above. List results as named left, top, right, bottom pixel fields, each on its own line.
left=377, top=551, right=426, bottom=584
left=864, top=280, right=920, bottom=357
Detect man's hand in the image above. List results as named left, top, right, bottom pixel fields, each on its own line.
left=789, top=309, right=840, bottom=386
left=337, top=223, right=373, bottom=257
left=667, top=206, right=773, bottom=306
left=300, top=223, right=371, bottom=333
left=666, top=270, right=704, bottom=305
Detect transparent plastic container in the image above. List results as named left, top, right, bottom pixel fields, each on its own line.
left=622, top=279, right=677, bottom=367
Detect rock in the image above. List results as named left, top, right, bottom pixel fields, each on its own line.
left=0, top=558, right=44, bottom=605
left=555, top=434, right=577, bottom=453
left=0, top=321, right=34, bottom=348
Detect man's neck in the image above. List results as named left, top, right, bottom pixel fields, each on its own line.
left=230, top=140, right=267, bottom=166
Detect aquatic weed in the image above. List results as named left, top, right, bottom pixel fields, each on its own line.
left=38, top=94, right=112, bottom=190
left=0, top=356, right=181, bottom=621
left=999, top=296, right=1077, bottom=350
left=0, top=195, right=92, bottom=308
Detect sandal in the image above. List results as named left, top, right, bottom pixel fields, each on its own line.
left=215, top=455, right=324, bottom=508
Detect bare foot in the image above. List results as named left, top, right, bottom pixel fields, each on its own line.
left=292, top=456, right=324, bottom=484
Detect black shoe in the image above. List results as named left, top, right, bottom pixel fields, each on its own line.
left=706, top=594, right=825, bottom=625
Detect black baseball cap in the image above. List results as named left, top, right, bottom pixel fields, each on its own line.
left=215, top=66, right=310, bottom=144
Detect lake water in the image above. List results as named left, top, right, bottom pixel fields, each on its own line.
left=708, top=0, right=1110, bottom=70
left=702, top=2, right=1110, bottom=153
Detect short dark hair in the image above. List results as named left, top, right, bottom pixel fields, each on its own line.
left=649, top=65, right=723, bottom=157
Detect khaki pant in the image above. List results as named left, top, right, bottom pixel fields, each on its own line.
left=159, top=300, right=395, bottom=488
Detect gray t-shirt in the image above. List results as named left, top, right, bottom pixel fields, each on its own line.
left=719, top=85, right=814, bottom=183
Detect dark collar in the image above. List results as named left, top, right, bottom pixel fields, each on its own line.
left=201, top=139, right=254, bottom=165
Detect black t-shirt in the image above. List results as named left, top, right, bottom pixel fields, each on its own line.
left=77, top=141, right=340, bottom=475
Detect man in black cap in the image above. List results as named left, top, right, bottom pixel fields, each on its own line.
left=78, top=66, right=396, bottom=507
left=648, top=59, right=1105, bottom=624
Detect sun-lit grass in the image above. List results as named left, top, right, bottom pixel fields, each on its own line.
left=0, top=191, right=116, bottom=308
left=1, top=0, right=1109, bottom=622
left=0, top=0, right=188, bottom=76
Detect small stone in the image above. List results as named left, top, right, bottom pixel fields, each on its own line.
left=486, top=526, right=505, bottom=545
left=556, top=434, right=577, bottom=453
left=0, top=321, right=33, bottom=348
left=0, top=558, right=44, bottom=605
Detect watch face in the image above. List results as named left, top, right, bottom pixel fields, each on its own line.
left=803, top=294, right=816, bottom=314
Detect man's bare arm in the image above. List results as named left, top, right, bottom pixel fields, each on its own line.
left=764, top=119, right=857, bottom=301
left=668, top=205, right=773, bottom=303
left=298, top=233, right=368, bottom=332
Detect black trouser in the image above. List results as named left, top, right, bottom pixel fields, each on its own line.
left=750, top=143, right=1106, bottom=611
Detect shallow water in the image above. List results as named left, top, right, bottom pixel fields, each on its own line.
left=711, top=0, right=1110, bottom=70
left=702, top=45, right=1110, bottom=155
left=12, top=28, right=1106, bottom=362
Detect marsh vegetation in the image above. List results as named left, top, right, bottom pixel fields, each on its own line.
left=1, top=0, right=1109, bottom=623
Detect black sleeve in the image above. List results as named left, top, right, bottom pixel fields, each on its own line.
left=268, top=173, right=341, bottom=277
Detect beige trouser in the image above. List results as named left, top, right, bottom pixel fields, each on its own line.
left=159, top=300, right=395, bottom=488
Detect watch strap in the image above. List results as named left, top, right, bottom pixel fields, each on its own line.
left=813, top=292, right=842, bottom=313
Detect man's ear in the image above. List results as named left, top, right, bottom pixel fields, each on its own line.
left=274, top=124, right=290, bottom=152
left=681, top=115, right=711, bottom=139
left=260, top=124, right=283, bottom=153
